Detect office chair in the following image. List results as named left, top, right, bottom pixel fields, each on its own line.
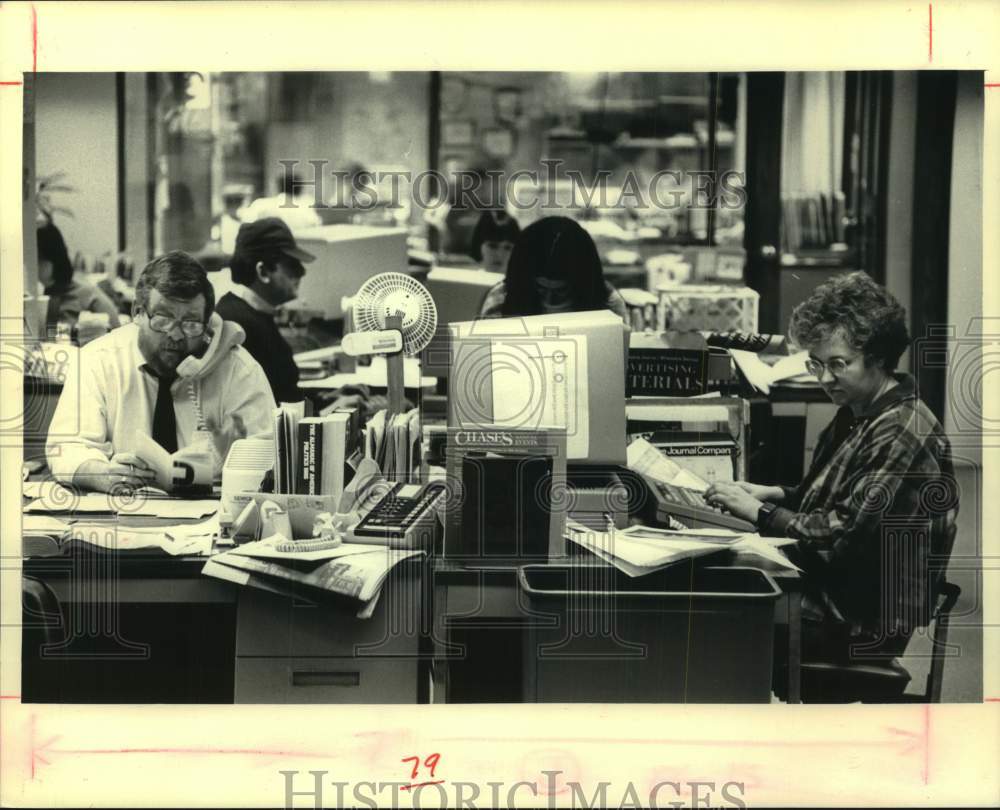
left=21, top=576, right=65, bottom=702
left=797, top=517, right=961, bottom=703
left=22, top=576, right=63, bottom=646
left=798, top=579, right=961, bottom=703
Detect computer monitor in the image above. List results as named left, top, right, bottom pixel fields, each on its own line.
left=207, top=224, right=409, bottom=321
left=293, top=224, right=409, bottom=319
left=445, top=309, right=627, bottom=466
left=425, top=266, right=503, bottom=325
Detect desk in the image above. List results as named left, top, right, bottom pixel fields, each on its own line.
left=23, top=541, right=801, bottom=704
left=432, top=554, right=803, bottom=704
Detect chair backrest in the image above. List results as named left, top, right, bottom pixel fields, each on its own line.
left=22, top=575, right=63, bottom=647
left=924, top=579, right=961, bottom=702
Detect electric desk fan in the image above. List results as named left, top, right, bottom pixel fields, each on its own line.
left=343, top=272, right=438, bottom=417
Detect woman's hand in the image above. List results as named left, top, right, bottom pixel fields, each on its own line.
left=703, top=482, right=764, bottom=523
left=731, top=481, right=786, bottom=503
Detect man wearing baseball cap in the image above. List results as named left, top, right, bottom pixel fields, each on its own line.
left=216, top=217, right=315, bottom=403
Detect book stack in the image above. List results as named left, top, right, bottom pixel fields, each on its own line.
left=270, top=402, right=361, bottom=502
left=781, top=190, right=847, bottom=255
left=363, top=408, right=421, bottom=484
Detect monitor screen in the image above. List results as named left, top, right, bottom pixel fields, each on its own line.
left=446, top=309, right=627, bottom=466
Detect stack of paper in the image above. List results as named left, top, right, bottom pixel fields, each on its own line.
left=58, top=515, right=219, bottom=556
left=566, top=520, right=801, bottom=578
left=626, top=437, right=709, bottom=492
left=272, top=402, right=305, bottom=493
left=729, top=350, right=810, bottom=394
left=364, top=409, right=421, bottom=483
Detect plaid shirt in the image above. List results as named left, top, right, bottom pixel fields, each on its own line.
left=762, top=374, right=957, bottom=635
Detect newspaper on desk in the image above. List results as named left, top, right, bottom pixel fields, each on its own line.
left=203, top=546, right=423, bottom=618
left=565, top=519, right=800, bottom=577
left=202, top=460, right=423, bottom=618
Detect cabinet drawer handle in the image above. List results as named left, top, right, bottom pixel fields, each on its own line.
left=291, top=670, right=360, bottom=688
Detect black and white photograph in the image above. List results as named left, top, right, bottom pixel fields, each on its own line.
left=1, top=2, right=997, bottom=809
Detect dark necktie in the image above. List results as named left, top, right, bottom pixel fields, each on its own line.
left=151, top=369, right=178, bottom=453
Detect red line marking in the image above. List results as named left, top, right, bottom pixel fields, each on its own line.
left=928, top=4, right=933, bottom=63
left=985, top=697, right=1000, bottom=701
left=0, top=695, right=21, bottom=698
left=985, top=84, right=1000, bottom=89
left=31, top=4, right=37, bottom=73
left=401, top=781, right=445, bottom=792
left=0, top=82, right=23, bottom=86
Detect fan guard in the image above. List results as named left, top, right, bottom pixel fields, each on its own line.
left=351, top=272, right=438, bottom=356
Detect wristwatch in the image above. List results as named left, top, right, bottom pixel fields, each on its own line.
left=756, top=501, right=778, bottom=528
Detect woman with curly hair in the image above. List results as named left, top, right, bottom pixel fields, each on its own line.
left=705, top=272, right=957, bottom=693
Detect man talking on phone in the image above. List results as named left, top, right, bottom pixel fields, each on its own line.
left=46, top=251, right=275, bottom=493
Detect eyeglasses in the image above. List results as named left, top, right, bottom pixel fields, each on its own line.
left=805, top=354, right=860, bottom=378
left=141, top=308, right=207, bottom=338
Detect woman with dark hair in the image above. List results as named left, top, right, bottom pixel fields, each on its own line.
left=36, top=222, right=120, bottom=337
left=469, top=210, right=520, bottom=275
left=704, top=272, right=957, bottom=693
left=477, top=216, right=627, bottom=320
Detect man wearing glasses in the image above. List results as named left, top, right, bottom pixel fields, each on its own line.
left=46, top=251, right=275, bottom=492
left=704, top=272, right=957, bottom=696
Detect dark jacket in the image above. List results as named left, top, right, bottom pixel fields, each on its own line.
left=215, top=291, right=300, bottom=404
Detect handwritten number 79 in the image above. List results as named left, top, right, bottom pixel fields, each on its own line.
left=401, top=753, right=441, bottom=780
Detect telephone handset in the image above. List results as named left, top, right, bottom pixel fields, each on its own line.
left=175, top=313, right=221, bottom=380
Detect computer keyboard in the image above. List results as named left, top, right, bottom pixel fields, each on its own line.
left=646, top=478, right=755, bottom=532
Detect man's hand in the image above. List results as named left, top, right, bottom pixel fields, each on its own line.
left=75, top=455, right=155, bottom=493
left=703, top=481, right=764, bottom=522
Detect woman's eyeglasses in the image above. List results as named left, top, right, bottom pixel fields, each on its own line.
left=805, top=355, right=859, bottom=378
left=141, top=308, right=207, bottom=338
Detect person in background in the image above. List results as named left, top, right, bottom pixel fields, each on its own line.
left=36, top=222, right=120, bottom=343
left=425, top=161, right=497, bottom=255
left=242, top=172, right=322, bottom=232
left=469, top=210, right=520, bottom=275
left=704, top=272, right=957, bottom=689
left=215, top=218, right=315, bottom=404
left=46, top=251, right=275, bottom=492
left=478, top=215, right=628, bottom=320
left=211, top=184, right=251, bottom=253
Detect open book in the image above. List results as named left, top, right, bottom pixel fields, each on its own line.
left=23, top=516, right=218, bottom=558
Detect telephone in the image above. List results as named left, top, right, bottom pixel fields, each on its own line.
left=176, top=312, right=224, bottom=380
left=642, top=475, right=755, bottom=533
left=348, top=481, right=446, bottom=549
